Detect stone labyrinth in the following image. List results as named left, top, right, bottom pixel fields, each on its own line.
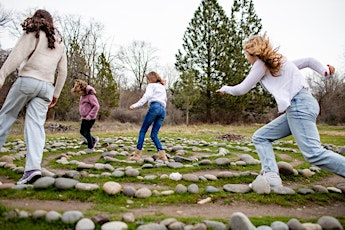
left=0, top=133, right=345, bottom=229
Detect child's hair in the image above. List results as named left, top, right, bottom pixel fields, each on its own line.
left=21, top=9, right=60, bottom=49
left=243, top=34, right=283, bottom=77
left=146, top=71, right=166, bottom=85
left=71, top=79, right=88, bottom=96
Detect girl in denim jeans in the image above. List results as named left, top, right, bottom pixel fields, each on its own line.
left=217, top=34, right=345, bottom=188
left=129, top=71, right=168, bottom=162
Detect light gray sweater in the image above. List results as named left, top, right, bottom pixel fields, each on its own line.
left=0, top=31, right=67, bottom=98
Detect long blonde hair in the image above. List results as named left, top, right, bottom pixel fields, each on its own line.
left=243, top=34, right=283, bottom=77
left=146, top=71, right=165, bottom=85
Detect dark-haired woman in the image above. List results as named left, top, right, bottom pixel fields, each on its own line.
left=0, top=9, right=67, bottom=184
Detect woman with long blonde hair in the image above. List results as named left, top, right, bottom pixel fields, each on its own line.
left=129, top=71, right=168, bottom=162
left=217, top=34, right=344, bottom=188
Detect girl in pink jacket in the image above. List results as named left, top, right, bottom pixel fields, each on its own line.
left=71, top=79, right=100, bottom=151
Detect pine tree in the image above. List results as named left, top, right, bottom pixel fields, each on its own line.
left=235, top=0, right=276, bottom=121
left=94, top=53, right=120, bottom=120
left=175, top=0, right=231, bottom=123
left=170, top=70, right=200, bottom=126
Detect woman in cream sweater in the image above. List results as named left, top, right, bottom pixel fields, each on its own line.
left=0, top=9, right=67, bottom=185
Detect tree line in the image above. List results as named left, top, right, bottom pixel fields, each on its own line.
left=0, top=0, right=344, bottom=125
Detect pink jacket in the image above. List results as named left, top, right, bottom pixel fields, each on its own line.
left=79, top=85, right=100, bottom=120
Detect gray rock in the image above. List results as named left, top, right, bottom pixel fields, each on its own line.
left=167, top=162, right=184, bottom=169
left=137, top=223, right=167, bottom=230
left=54, top=178, right=78, bottom=190
left=313, top=185, right=329, bottom=193
left=257, top=226, right=272, bottom=230
left=287, top=218, right=306, bottom=230
left=278, top=161, right=294, bottom=175
left=271, top=186, right=295, bottom=195
left=112, top=170, right=125, bottom=178
left=32, top=210, right=47, bottom=219
left=271, top=221, right=288, bottom=230
left=191, top=223, right=207, bottom=230
left=205, top=186, right=219, bottom=193
left=75, top=218, right=95, bottom=230
left=122, top=212, right=135, bottom=223
left=187, top=184, right=199, bottom=194
left=317, top=216, right=343, bottom=230
left=228, top=212, right=256, bottom=230
left=33, top=177, right=56, bottom=188
left=45, top=210, right=61, bottom=222
left=214, top=158, right=231, bottom=165
left=135, top=187, right=152, bottom=198
left=223, top=184, right=251, bottom=193
left=169, top=221, right=185, bottom=230
left=91, top=214, right=110, bottom=224
left=123, top=185, right=136, bottom=197
left=125, top=168, right=140, bottom=177
left=198, top=159, right=212, bottom=165
left=175, top=184, right=188, bottom=194
left=101, top=221, right=128, bottom=230
left=103, top=181, right=122, bottom=195
left=203, top=220, right=226, bottom=230
left=75, top=182, right=100, bottom=191
left=297, top=188, right=315, bottom=195
left=61, top=210, right=84, bottom=224
left=183, top=173, right=199, bottom=182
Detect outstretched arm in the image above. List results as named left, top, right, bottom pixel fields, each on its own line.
left=292, top=57, right=334, bottom=77
left=216, top=59, right=266, bottom=95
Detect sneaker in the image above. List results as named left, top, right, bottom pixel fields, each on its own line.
left=92, top=137, right=99, bottom=149
left=17, top=170, right=42, bottom=185
left=85, top=148, right=95, bottom=153
left=263, top=171, right=283, bottom=187
left=249, top=171, right=282, bottom=188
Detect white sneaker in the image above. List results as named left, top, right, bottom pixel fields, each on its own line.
left=263, top=171, right=282, bottom=187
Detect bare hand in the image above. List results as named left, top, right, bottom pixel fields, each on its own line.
left=48, top=97, right=58, bottom=109
left=129, top=105, right=135, bottom=110
left=325, top=64, right=335, bottom=76
left=216, top=89, right=224, bottom=95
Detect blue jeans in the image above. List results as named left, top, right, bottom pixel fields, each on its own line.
left=0, top=77, right=54, bottom=171
left=252, top=88, right=345, bottom=177
left=136, top=102, right=166, bottom=151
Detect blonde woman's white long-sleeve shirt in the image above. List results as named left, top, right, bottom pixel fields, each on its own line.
left=132, top=83, right=167, bottom=108
left=219, top=57, right=329, bottom=113
left=0, top=31, right=67, bottom=98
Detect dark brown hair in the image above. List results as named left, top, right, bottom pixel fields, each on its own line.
left=21, top=9, right=60, bottom=49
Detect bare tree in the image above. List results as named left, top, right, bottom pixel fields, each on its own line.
left=116, top=40, right=158, bottom=91
left=0, top=3, right=11, bottom=28
left=159, top=63, right=179, bottom=89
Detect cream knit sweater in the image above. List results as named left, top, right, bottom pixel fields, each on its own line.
left=0, top=31, right=67, bottom=98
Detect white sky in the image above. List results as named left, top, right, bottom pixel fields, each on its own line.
left=1, top=0, right=345, bottom=69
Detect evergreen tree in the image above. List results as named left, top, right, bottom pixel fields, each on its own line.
left=94, top=53, right=120, bottom=120
left=175, top=0, right=231, bottom=123
left=227, top=0, right=275, bottom=121
left=170, top=70, right=200, bottom=126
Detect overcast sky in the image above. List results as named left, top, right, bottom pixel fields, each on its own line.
left=1, top=0, right=345, bottom=69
